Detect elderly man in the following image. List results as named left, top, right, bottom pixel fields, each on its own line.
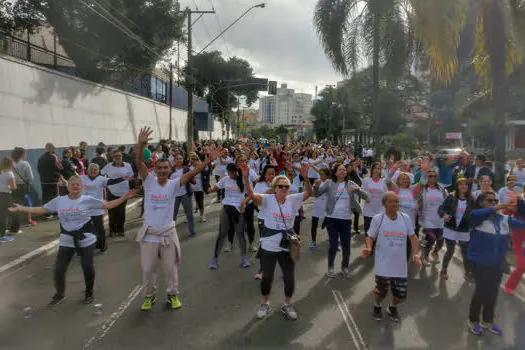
left=37, top=143, right=64, bottom=206
left=362, top=191, right=421, bottom=322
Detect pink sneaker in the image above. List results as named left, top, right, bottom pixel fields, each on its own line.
left=29, top=220, right=37, bottom=225
left=504, top=286, right=514, bottom=295
left=254, top=273, right=263, bottom=280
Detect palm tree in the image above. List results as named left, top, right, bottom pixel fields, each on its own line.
left=313, top=0, right=414, bottom=146
left=411, top=0, right=525, bottom=186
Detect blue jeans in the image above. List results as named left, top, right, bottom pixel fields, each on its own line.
left=174, top=193, right=195, bottom=235
left=326, top=217, right=352, bottom=269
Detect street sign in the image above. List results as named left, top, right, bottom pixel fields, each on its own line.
left=445, top=132, right=462, bottom=140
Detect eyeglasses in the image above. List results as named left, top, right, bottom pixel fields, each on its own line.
left=276, top=184, right=290, bottom=190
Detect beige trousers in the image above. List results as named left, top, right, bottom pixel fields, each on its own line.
left=140, top=241, right=179, bottom=296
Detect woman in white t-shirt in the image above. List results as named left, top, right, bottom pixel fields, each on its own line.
left=310, top=167, right=330, bottom=248
left=190, top=153, right=207, bottom=222
left=362, top=163, right=388, bottom=236
left=253, top=165, right=277, bottom=280
left=497, top=174, right=521, bottom=205
left=472, top=175, right=497, bottom=200
left=208, top=162, right=250, bottom=269
left=100, top=150, right=134, bottom=237
left=243, top=163, right=312, bottom=321
left=0, top=156, right=16, bottom=242
left=9, top=175, right=134, bottom=305
left=81, top=163, right=109, bottom=252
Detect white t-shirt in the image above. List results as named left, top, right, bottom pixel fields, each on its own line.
left=443, top=200, right=470, bottom=241
left=397, top=188, right=417, bottom=227
left=44, top=195, right=104, bottom=248
left=216, top=176, right=245, bottom=210
left=254, top=181, right=271, bottom=219
left=328, top=182, right=352, bottom=220
left=101, top=162, right=133, bottom=197
left=0, top=171, right=14, bottom=193
left=514, top=168, right=525, bottom=186
left=313, top=180, right=328, bottom=219
left=214, top=157, right=232, bottom=177
left=142, top=175, right=181, bottom=243
left=170, top=168, right=188, bottom=197
left=498, top=186, right=520, bottom=204
left=307, top=158, right=320, bottom=179
left=421, top=187, right=446, bottom=229
left=362, top=178, right=387, bottom=217
left=81, top=175, right=108, bottom=216
left=259, top=193, right=304, bottom=252
left=190, top=166, right=203, bottom=192
left=368, top=213, right=414, bottom=278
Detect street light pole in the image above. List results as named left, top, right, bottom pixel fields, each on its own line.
left=197, top=3, right=266, bottom=55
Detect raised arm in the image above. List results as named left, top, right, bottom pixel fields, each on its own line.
left=8, top=204, right=49, bottom=215
left=301, top=163, right=312, bottom=201
left=136, top=126, right=153, bottom=180
left=102, top=190, right=136, bottom=209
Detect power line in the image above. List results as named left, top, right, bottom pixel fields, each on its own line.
left=94, top=0, right=141, bottom=30
left=191, top=0, right=214, bottom=43
left=206, top=0, right=231, bottom=57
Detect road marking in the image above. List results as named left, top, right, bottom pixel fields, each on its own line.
left=333, top=290, right=367, bottom=349
left=83, top=284, right=143, bottom=350
left=332, top=290, right=364, bottom=350
left=0, top=199, right=142, bottom=275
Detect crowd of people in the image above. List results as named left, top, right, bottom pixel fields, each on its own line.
left=1, top=133, right=525, bottom=336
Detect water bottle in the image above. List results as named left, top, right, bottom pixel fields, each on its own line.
left=94, top=303, right=103, bottom=316
left=23, top=307, right=32, bottom=319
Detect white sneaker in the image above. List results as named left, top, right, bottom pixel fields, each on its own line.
left=224, top=242, right=233, bottom=252
left=326, top=268, right=336, bottom=278
left=281, top=304, right=298, bottom=320
left=200, top=215, right=206, bottom=222
left=256, top=303, right=271, bottom=319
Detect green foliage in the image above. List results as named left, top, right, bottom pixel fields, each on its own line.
left=0, top=0, right=44, bottom=33
left=391, top=132, right=415, bottom=156
left=8, top=0, right=186, bottom=82
left=248, top=125, right=283, bottom=140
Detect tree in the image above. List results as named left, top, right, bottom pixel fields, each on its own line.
left=0, top=0, right=44, bottom=34
left=11, top=0, right=186, bottom=82
left=275, top=125, right=289, bottom=142
left=184, top=50, right=259, bottom=138
left=314, top=0, right=414, bottom=146
left=411, top=0, right=525, bottom=186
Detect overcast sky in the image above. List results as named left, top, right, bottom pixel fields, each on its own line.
left=178, top=0, right=342, bottom=96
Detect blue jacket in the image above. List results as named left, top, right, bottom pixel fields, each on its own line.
left=436, top=158, right=459, bottom=187
left=468, top=207, right=525, bottom=266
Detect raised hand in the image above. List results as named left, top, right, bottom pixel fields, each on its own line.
left=314, top=179, right=321, bottom=187
left=300, top=162, right=310, bottom=177
left=240, top=163, right=250, bottom=178
left=207, top=145, right=220, bottom=161
left=138, top=127, right=153, bottom=145
left=125, top=189, right=137, bottom=199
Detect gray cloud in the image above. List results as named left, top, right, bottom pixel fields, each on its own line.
left=180, top=0, right=342, bottom=94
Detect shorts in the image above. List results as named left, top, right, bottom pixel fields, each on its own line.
left=423, top=228, right=443, bottom=239
left=374, top=276, right=408, bottom=300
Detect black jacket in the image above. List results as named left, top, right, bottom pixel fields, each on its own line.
left=37, top=152, right=61, bottom=183
left=438, top=195, right=475, bottom=232
left=464, top=165, right=494, bottom=183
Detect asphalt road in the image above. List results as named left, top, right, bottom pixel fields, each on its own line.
left=1, top=197, right=525, bottom=350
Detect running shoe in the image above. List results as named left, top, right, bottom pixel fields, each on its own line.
left=7, top=230, right=22, bottom=235
left=326, top=268, right=336, bottom=278
left=241, top=256, right=251, bottom=268
left=200, top=215, right=206, bottom=222
left=281, top=304, right=298, bottom=320
left=504, top=286, right=514, bottom=295
left=224, top=242, right=233, bottom=252
left=480, top=321, right=503, bottom=335
left=0, top=236, right=14, bottom=243
left=84, top=292, right=94, bottom=304
left=431, top=252, right=440, bottom=264
left=309, top=241, right=316, bottom=249
left=372, top=306, right=383, bottom=321
left=29, top=220, right=37, bottom=225
left=387, top=306, right=400, bottom=322
left=209, top=257, right=219, bottom=270
left=341, top=268, right=351, bottom=279
left=167, top=295, right=182, bottom=310
left=254, top=272, right=263, bottom=280
left=140, top=296, right=156, bottom=311
left=256, top=303, right=271, bottom=319
left=467, top=320, right=483, bottom=335
left=48, top=294, right=65, bottom=307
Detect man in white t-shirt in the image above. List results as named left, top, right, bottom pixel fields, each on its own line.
left=362, top=191, right=421, bottom=322
left=135, top=127, right=219, bottom=311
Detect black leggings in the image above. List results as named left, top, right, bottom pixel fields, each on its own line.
left=0, top=192, right=10, bottom=236
left=9, top=185, right=26, bottom=233
left=92, top=215, right=106, bottom=251
left=54, top=244, right=95, bottom=296
left=469, top=262, right=503, bottom=323
left=442, top=239, right=471, bottom=274
left=107, top=191, right=127, bottom=234
left=364, top=216, right=373, bottom=235
left=215, top=176, right=224, bottom=201
left=352, top=210, right=360, bottom=233
left=311, top=216, right=320, bottom=242
left=245, top=203, right=255, bottom=244
left=194, top=191, right=204, bottom=214
left=260, top=249, right=295, bottom=298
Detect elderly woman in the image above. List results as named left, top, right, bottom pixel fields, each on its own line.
left=9, top=175, right=135, bottom=305
left=81, top=164, right=109, bottom=253
left=243, top=162, right=311, bottom=321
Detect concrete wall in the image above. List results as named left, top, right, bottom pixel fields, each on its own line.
left=0, top=53, right=222, bottom=152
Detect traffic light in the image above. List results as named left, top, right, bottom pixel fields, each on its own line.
left=268, top=81, right=277, bottom=95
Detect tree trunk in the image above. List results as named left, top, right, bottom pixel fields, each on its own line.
left=372, top=14, right=381, bottom=150
left=485, top=0, right=507, bottom=188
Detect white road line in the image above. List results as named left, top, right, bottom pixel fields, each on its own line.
left=0, top=199, right=142, bottom=275
left=332, top=290, right=361, bottom=350
left=83, top=284, right=143, bottom=350
left=334, top=290, right=367, bottom=350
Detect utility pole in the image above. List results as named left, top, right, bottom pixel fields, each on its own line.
left=185, top=8, right=215, bottom=148
left=169, top=63, right=173, bottom=141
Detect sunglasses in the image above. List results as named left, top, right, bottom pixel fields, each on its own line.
left=277, top=184, right=290, bottom=190
left=428, top=175, right=437, bottom=178
left=486, top=198, right=499, bottom=204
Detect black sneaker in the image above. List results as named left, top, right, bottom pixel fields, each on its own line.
left=372, top=306, right=383, bottom=321
left=48, top=294, right=65, bottom=307
left=84, top=292, right=94, bottom=304
left=387, top=306, right=400, bottom=322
